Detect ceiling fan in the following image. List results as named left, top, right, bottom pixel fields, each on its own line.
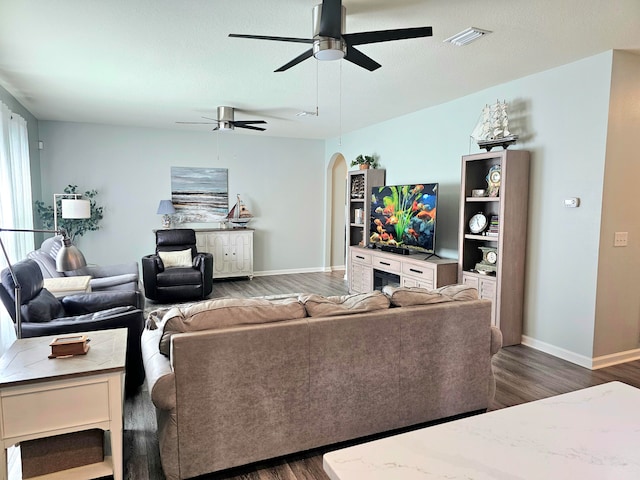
left=229, top=0, right=432, bottom=72
left=176, top=106, right=267, bottom=131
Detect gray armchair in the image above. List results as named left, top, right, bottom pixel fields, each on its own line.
left=27, top=236, right=143, bottom=307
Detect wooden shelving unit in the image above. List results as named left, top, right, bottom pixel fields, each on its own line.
left=458, top=150, right=530, bottom=346
left=346, top=169, right=386, bottom=247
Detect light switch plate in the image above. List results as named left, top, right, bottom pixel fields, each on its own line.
left=614, top=232, right=628, bottom=247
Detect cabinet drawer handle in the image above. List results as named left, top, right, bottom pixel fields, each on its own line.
left=380, top=261, right=391, bottom=266
left=409, top=268, right=423, bottom=274
left=356, top=255, right=365, bottom=260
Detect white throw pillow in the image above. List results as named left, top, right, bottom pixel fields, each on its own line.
left=158, top=249, right=192, bottom=268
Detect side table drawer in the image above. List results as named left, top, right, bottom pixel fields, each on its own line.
left=1, top=379, right=110, bottom=439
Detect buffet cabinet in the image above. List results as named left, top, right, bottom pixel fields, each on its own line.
left=195, top=229, right=254, bottom=279
left=349, top=246, right=457, bottom=294
left=458, top=150, right=530, bottom=346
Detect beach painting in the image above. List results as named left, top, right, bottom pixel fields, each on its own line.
left=171, top=166, right=228, bottom=223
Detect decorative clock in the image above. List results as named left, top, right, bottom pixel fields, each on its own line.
left=486, top=164, right=501, bottom=197
left=475, top=246, right=498, bottom=274
left=468, top=212, right=488, bottom=234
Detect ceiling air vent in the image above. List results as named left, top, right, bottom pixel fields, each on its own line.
left=443, top=27, right=492, bottom=46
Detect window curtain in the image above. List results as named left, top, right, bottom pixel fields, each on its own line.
left=0, top=101, right=33, bottom=354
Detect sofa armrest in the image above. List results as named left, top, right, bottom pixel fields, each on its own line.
left=22, top=308, right=141, bottom=337
left=195, top=252, right=213, bottom=296
left=89, top=273, right=139, bottom=291
left=141, top=323, right=176, bottom=411
left=83, top=262, right=140, bottom=278
left=61, top=290, right=142, bottom=315
left=490, top=325, right=503, bottom=356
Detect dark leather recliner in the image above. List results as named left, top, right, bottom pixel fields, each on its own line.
left=141, top=229, right=213, bottom=303
left=0, top=259, right=145, bottom=392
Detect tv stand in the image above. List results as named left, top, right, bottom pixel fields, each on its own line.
left=423, top=253, right=441, bottom=260
left=348, top=246, right=457, bottom=294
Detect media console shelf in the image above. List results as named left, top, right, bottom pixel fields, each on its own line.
left=348, top=246, right=457, bottom=294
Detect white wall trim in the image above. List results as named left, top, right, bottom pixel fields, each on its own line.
left=591, top=348, right=640, bottom=370
left=522, top=335, right=640, bottom=370
left=253, top=266, right=331, bottom=277
left=521, top=335, right=593, bottom=369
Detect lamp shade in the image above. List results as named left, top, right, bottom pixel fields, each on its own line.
left=157, top=200, right=176, bottom=215
left=61, top=199, right=91, bottom=219
left=56, top=240, right=87, bottom=272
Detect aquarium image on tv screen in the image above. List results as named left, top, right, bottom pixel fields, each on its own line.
left=369, top=183, right=438, bottom=253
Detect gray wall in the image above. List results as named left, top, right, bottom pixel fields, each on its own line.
left=37, top=122, right=325, bottom=274
left=326, top=51, right=619, bottom=363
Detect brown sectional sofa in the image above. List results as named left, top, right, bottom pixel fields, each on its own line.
left=141, top=288, right=502, bottom=480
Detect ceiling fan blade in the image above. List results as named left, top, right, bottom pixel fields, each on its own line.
left=176, top=121, right=217, bottom=125
left=319, top=0, right=342, bottom=38
left=234, top=124, right=266, bottom=131
left=201, top=116, right=219, bottom=121
left=229, top=33, right=313, bottom=44
left=344, top=26, right=433, bottom=46
left=232, top=120, right=267, bottom=126
left=344, top=45, right=381, bottom=71
left=275, top=48, right=314, bottom=72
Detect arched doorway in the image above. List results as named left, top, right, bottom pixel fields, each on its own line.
left=325, top=153, right=347, bottom=271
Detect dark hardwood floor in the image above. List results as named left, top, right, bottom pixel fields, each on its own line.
left=124, top=271, right=640, bottom=480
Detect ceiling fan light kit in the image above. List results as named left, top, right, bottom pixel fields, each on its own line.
left=443, top=27, right=492, bottom=46
left=312, top=4, right=346, bottom=61
left=229, top=0, right=433, bottom=72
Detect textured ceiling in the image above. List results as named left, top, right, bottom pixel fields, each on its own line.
left=1, top=0, right=639, bottom=139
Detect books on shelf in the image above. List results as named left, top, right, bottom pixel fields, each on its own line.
left=485, top=215, right=499, bottom=237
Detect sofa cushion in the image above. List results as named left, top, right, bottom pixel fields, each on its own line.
left=158, top=249, right=192, bottom=268
left=157, top=297, right=307, bottom=357
left=432, top=284, right=479, bottom=301
left=299, top=291, right=390, bottom=317
left=21, top=289, right=65, bottom=323
left=382, top=284, right=478, bottom=307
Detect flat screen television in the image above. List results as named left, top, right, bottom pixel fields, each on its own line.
left=369, top=183, right=438, bottom=254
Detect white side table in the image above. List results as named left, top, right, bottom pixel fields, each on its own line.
left=0, top=329, right=127, bottom=480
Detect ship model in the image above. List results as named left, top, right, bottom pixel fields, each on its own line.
left=471, top=100, right=518, bottom=151
left=226, top=194, right=253, bottom=227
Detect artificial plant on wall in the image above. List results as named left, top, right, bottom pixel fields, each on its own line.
left=35, top=185, right=104, bottom=241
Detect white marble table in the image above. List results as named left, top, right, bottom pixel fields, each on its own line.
left=324, top=381, right=640, bottom=480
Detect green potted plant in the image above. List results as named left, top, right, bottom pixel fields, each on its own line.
left=35, top=184, right=104, bottom=242
left=350, top=154, right=380, bottom=170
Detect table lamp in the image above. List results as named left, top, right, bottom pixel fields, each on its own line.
left=0, top=227, right=86, bottom=338
left=157, top=200, right=176, bottom=229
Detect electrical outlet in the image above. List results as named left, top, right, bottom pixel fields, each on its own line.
left=614, top=232, right=628, bottom=247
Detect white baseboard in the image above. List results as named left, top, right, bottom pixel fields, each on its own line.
left=253, top=266, right=330, bottom=276
left=521, top=335, right=593, bottom=369
left=521, top=335, right=640, bottom=370
left=591, top=348, right=640, bottom=369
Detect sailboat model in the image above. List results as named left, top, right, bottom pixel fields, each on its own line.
left=226, top=194, right=253, bottom=227
left=471, top=100, right=518, bottom=151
